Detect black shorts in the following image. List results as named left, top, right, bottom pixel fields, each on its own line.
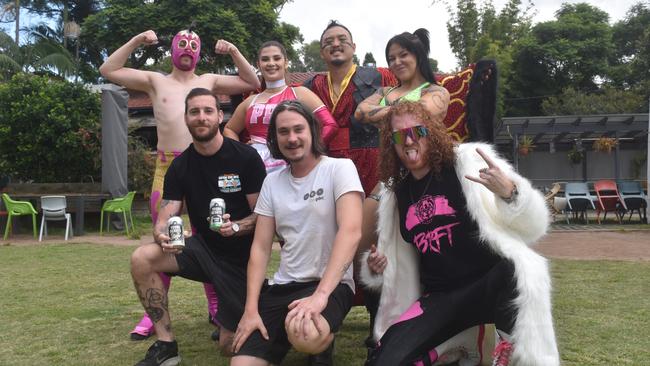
left=236, top=281, right=354, bottom=364
left=172, top=234, right=247, bottom=332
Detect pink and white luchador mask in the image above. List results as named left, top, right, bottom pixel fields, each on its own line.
left=171, top=30, right=201, bottom=71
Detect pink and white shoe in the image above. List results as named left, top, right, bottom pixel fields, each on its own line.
left=491, top=339, right=513, bottom=366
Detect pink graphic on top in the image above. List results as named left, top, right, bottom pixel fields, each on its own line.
left=414, top=222, right=460, bottom=253
left=405, top=195, right=456, bottom=230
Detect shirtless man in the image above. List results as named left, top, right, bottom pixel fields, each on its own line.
left=100, top=28, right=260, bottom=341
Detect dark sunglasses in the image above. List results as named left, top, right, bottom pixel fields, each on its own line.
left=391, top=126, right=429, bottom=145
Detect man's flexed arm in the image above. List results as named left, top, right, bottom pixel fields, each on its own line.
left=100, top=30, right=158, bottom=92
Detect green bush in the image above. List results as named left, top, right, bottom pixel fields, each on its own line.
left=0, top=73, right=102, bottom=182
left=127, top=129, right=155, bottom=196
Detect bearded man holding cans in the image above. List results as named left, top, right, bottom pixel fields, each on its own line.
left=129, top=88, right=266, bottom=366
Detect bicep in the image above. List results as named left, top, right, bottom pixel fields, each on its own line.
left=336, top=191, right=364, bottom=232
left=359, top=185, right=381, bottom=252
left=251, top=214, right=276, bottom=251
left=296, top=87, right=325, bottom=111
left=421, top=88, right=449, bottom=122
left=103, top=68, right=154, bottom=93
left=213, top=74, right=258, bottom=95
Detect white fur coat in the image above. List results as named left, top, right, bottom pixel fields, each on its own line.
left=360, top=142, right=560, bottom=366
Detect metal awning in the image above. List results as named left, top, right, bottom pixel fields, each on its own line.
left=495, top=114, right=649, bottom=145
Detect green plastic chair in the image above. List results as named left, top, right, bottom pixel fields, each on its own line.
left=100, top=191, right=135, bottom=236
left=2, top=193, right=38, bottom=239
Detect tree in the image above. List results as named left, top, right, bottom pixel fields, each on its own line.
left=609, top=2, right=650, bottom=102
left=296, top=40, right=327, bottom=72
left=428, top=58, right=438, bottom=73
left=0, top=73, right=101, bottom=182
left=363, top=52, right=376, bottom=66
left=0, top=28, right=77, bottom=80
left=81, top=0, right=302, bottom=74
left=508, top=3, right=613, bottom=116
left=447, top=0, right=533, bottom=117
left=541, top=87, right=646, bottom=115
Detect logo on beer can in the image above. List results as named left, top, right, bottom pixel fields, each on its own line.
left=168, top=216, right=185, bottom=248
left=209, top=198, right=226, bottom=232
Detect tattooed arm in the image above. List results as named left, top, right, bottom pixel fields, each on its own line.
left=153, top=199, right=182, bottom=248
left=354, top=87, right=391, bottom=124
left=420, top=84, right=450, bottom=125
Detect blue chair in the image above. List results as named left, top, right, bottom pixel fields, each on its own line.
left=617, top=181, right=647, bottom=223
left=564, top=182, right=596, bottom=224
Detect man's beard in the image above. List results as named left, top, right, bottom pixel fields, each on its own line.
left=190, top=124, right=219, bottom=142
left=330, top=58, right=346, bottom=67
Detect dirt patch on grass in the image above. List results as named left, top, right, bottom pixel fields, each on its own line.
left=534, top=230, right=650, bottom=261
left=3, top=230, right=649, bottom=261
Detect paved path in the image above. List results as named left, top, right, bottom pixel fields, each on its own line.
left=3, top=228, right=649, bottom=261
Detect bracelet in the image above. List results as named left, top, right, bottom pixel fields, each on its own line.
left=502, top=184, right=519, bottom=204
left=367, top=193, right=381, bottom=202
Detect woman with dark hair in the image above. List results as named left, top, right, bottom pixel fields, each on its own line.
left=354, top=29, right=449, bottom=126
left=224, top=41, right=337, bottom=173
left=360, top=102, right=559, bottom=366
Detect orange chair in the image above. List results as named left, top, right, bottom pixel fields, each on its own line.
left=593, top=180, right=623, bottom=224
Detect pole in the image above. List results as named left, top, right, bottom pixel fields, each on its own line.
left=646, top=97, right=649, bottom=224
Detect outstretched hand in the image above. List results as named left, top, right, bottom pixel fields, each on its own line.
left=464, top=147, right=515, bottom=199
left=231, top=310, right=268, bottom=353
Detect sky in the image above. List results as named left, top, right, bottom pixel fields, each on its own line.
left=279, top=0, right=644, bottom=72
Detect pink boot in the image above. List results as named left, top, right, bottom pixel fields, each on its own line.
left=130, top=272, right=171, bottom=340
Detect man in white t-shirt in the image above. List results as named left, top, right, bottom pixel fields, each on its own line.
left=229, top=100, right=364, bottom=366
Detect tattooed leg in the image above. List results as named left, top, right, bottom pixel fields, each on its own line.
left=131, top=246, right=176, bottom=341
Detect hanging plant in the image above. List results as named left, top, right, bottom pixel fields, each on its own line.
left=518, top=135, right=535, bottom=156
left=593, top=137, right=617, bottom=153
left=567, top=147, right=583, bottom=165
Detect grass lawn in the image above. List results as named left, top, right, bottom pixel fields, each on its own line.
left=0, top=243, right=648, bottom=365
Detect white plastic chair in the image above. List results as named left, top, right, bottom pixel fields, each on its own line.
left=39, top=196, right=73, bottom=241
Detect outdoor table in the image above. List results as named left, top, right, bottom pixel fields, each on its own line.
left=8, top=192, right=110, bottom=236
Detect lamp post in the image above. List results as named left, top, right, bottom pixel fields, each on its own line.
left=64, top=20, right=81, bottom=81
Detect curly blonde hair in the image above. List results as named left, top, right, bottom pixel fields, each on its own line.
left=378, top=102, right=456, bottom=190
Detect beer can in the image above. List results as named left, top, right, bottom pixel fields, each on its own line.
left=209, top=198, right=226, bottom=231
left=167, top=216, right=185, bottom=248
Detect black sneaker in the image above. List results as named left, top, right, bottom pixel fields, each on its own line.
left=135, top=340, right=181, bottom=366
left=307, top=339, right=334, bottom=366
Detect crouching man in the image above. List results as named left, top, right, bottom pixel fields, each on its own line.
left=230, top=100, right=364, bottom=366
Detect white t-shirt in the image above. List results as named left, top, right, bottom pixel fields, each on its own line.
left=255, top=156, right=364, bottom=291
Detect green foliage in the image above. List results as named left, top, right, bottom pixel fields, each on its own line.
left=292, top=40, right=327, bottom=72
left=0, top=28, right=77, bottom=80
left=446, top=0, right=532, bottom=117
left=362, top=52, right=376, bottom=65
left=0, top=73, right=101, bottom=182
left=609, top=3, right=650, bottom=103
left=81, top=0, right=301, bottom=72
left=508, top=3, right=613, bottom=115
left=541, top=87, right=646, bottom=115
left=127, top=132, right=155, bottom=196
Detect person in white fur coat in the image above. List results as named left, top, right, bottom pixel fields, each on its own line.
left=360, top=102, right=559, bottom=366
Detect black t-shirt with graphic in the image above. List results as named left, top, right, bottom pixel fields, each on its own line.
left=396, top=166, right=500, bottom=293
left=164, top=138, right=266, bottom=266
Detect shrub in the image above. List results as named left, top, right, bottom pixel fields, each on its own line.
left=0, top=73, right=101, bottom=182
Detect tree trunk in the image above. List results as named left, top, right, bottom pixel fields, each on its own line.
left=14, top=0, right=20, bottom=44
